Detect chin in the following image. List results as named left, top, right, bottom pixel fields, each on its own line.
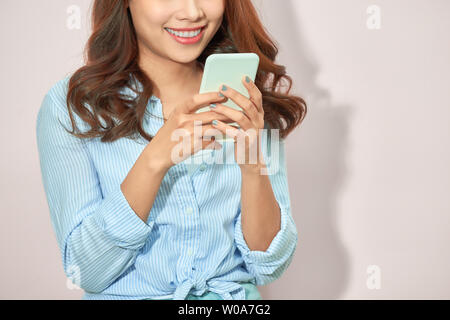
left=168, top=50, right=204, bottom=64
left=172, top=56, right=201, bottom=65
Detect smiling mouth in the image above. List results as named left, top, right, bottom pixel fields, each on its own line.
left=164, top=25, right=207, bottom=45
left=164, top=25, right=206, bottom=37
left=165, top=25, right=207, bottom=32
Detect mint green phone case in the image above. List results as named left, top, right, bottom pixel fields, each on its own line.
left=197, top=53, right=260, bottom=142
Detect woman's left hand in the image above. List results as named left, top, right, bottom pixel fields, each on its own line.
left=211, top=75, right=266, bottom=173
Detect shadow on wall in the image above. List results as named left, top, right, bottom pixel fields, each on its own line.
left=254, top=0, right=353, bottom=299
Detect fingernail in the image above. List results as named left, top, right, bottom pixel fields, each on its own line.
left=210, top=104, right=216, bottom=108
left=245, top=76, right=251, bottom=83
left=212, top=120, right=218, bottom=125
left=221, top=85, right=227, bottom=91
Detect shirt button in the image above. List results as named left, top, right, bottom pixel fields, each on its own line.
left=187, top=248, right=193, bottom=256
left=199, top=164, right=206, bottom=171
left=185, top=207, right=193, bottom=214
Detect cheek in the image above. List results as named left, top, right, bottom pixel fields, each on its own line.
left=202, top=0, right=225, bottom=20
left=130, top=3, right=170, bottom=35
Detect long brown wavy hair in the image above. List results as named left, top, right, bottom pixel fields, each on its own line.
left=65, top=0, right=307, bottom=143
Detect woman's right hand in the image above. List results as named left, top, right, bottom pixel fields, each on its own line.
left=145, top=92, right=232, bottom=172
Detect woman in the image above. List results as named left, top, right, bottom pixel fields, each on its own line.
left=36, top=0, right=306, bottom=300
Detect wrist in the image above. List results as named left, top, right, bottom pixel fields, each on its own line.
left=239, top=162, right=267, bottom=176
left=144, top=145, right=171, bottom=175
left=148, top=158, right=170, bottom=176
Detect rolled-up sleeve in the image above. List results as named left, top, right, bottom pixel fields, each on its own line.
left=234, top=136, right=298, bottom=286
left=36, top=87, right=153, bottom=293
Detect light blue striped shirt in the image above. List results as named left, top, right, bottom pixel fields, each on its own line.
left=36, top=75, right=298, bottom=300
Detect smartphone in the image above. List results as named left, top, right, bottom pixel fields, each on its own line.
left=196, top=53, right=260, bottom=142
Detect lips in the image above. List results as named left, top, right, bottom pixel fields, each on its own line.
left=165, top=26, right=206, bottom=44
left=165, top=25, right=206, bottom=32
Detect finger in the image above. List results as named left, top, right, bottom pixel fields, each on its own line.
left=187, top=125, right=223, bottom=155
left=218, top=83, right=259, bottom=116
left=199, top=126, right=223, bottom=151
left=188, top=124, right=224, bottom=142
left=187, top=110, right=236, bottom=125
left=211, top=119, right=246, bottom=141
left=182, top=92, right=228, bottom=114
left=200, top=124, right=223, bottom=139
left=203, top=125, right=228, bottom=147
left=192, top=136, right=220, bottom=153
left=210, top=103, right=253, bottom=131
left=241, top=75, right=263, bottom=113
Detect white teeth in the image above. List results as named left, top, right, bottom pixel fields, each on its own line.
left=166, top=27, right=202, bottom=38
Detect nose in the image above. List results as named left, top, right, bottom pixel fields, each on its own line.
left=177, top=0, right=204, bottom=21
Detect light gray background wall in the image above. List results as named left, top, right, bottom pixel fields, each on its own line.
left=1, top=0, right=449, bottom=299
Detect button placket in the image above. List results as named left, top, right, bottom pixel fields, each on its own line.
left=167, top=137, right=202, bottom=292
